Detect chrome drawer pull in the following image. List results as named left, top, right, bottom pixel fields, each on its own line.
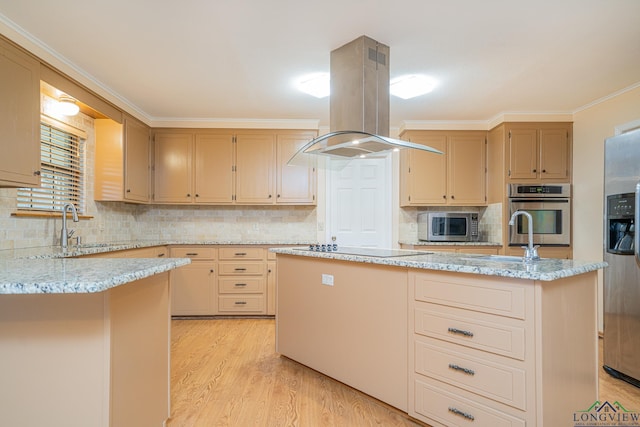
left=448, top=363, right=475, bottom=376
left=235, top=301, right=247, bottom=305
left=234, top=268, right=247, bottom=272
left=448, top=407, right=475, bottom=421
left=235, top=283, right=248, bottom=287
left=448, top=327, right=474, bottom=337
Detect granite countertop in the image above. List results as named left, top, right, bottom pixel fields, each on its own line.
left=398, top=240, right=503, bottom=246
left=0, top=257, right=191, bottom=294
left=0, top=240, right=315, bottom=260
left=270, top=246, right=607, bottom=281
left=0, top=240, right=312, bottom=295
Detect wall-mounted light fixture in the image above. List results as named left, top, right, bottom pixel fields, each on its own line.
left=57, top=95, right=80, bottom=116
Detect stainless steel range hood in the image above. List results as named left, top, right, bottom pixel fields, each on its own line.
left=289, top=36, right=441, bottom=163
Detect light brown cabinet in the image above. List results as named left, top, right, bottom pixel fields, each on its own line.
left=169, top=247, right=217, bottom=316
left=95, top=115, right=151, bottom=203
left=505, top=123, right=571, bottom=182
left=276, top=133, right=317, bottom=204
left=409, top=269, right=597, bottom=426
left=235, top=133, right=275, bottom=204
left=218, top=247, right=267, bottom=314
left=0, top=37, right=41, bottom=187
left=400, top=130, right=486, bottom=206
left=153, top=129, right=316, bottom=205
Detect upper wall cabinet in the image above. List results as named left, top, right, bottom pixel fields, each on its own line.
left=152, top=129, right=316, bottom=206
left=95, top=115, right=151, bottom=203
left=153, top=131, right=235, bottom=204
left=0, top=37, right=41, bottom=187
left=400, top=130, right=487, bottom=206
left=505, top=123, right=572, bottom=182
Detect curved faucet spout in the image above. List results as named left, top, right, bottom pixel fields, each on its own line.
left=61, top=203, right=79, bottom=249
left=509, top=210, right=540, bottom=262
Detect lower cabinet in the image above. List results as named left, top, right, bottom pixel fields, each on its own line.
left=170, top=247, right=217, bottom=316
left=408, top=269, right=598, bottom=426
left=169, top=245, right=275, bottom=316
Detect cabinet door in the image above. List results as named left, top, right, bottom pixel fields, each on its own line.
left=448, top=133, right=486, bottom=205
left=194, top=134, right=234, bottom=204
left=171, top=262, right=217, bottom=315
left=154, top=133, right=193, bottom=203
left=276, top=133, right=316, bottom=204
left=508, top=129, right=538, bottom=180
left=123, top=117, right=150, bottom=202
left=539, top=128, right=569, bottom=181
left=235, top=133, right=275, bottom=204
left=400, top=134, right=447, bottom=206
left=0, top=39, right=41, bottom=187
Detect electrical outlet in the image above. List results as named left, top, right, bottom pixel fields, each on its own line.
left=321, top=274, right=334, bottom=286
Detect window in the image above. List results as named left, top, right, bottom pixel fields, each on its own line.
left=17, top=120, right=85, bottom=214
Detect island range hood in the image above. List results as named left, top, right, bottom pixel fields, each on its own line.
left=289, top=36, right=441, bottom=163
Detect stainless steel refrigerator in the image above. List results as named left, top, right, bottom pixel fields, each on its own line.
left=603, top=127, right=640, bottom=387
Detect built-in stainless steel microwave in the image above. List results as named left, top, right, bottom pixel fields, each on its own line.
left=417, top=212, right=479, bottom=242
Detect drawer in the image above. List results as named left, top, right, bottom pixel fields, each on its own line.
left=218, top=262, right=265, bottom=276
left=413, top=272, right=526, bottom=319
left=218, top=295, right=265, bottom=313
left=415, top=338, right=526, bottom=410
left=170, top=247, right=216, bottom=260
left=219, top=277, right=265, bottom=294
left=414, top=302, right=525, bottom=360
left=413, top=377, right=525, bottom=427
left=219, top=247, right=265, bottom=261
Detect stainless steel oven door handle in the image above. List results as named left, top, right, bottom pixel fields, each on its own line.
left=635, top=182, right=640, bottom=264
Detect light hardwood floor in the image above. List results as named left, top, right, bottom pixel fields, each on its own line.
left=168, top=318, right=640, bottom=426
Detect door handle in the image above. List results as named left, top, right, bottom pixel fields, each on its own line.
left=635, top=181, right=640, bottom=264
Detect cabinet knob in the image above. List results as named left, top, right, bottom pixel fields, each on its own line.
left=195, top=194, right=199, bottom=197
left=542, top=169, right=546, bottom=173
left=277, top=194, right=280, bottom=198
left=126, top=189, right=131, bottom=193
left=210, top=269, right=214, bottom=273
left=442, top=195, right=446, bottom=199
left=186, top=193, right=191, bottom=197
left=268, top=194, right=272, bottom=198
left=33, top=170, right=41, bottom=176
left=532, top=169, right=537, bottom=173
left=451, top=195, right=455, bottom=199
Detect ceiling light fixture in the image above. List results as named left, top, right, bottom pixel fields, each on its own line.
left=389, top=74, right=438, bottom=99
left=57, top=95, right=80, bottom=116
left=295, top=72, right=330, bottom=98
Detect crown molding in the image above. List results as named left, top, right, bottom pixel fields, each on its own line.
left=150, top=118, right=320, bottom=129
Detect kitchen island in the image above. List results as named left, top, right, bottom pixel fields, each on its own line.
left=271, top=247, right=606, bottom=427
left=0, top=257, right=190, bottom=427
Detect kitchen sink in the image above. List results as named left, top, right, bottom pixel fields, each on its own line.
left=462, top=255, right=526, bottom=263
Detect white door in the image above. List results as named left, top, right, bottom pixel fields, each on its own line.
left=327, top=155, right=391, bottom=248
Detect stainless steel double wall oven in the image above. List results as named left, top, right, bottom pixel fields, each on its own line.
left=508, top=183, right=571, bottom=247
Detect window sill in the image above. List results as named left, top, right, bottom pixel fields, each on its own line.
left=12, top=211, right=94, bottom=220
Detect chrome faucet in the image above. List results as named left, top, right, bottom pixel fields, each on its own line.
left=60, top=203, right=79, bottom=249
left=508, top=210, right=540, bottom=262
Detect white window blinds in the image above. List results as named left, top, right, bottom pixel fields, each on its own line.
left=17, top=121, right=85, bottom=214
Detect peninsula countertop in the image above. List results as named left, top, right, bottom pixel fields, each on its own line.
left=269, top=246, right=607, bottom=281
left=0, top=257, right=191, bottom=294
left=0, top=240, right=311, bottom=295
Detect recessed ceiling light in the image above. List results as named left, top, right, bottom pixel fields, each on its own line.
left=390, top=74, right=438, bottom=99
left=295, top=72, right=330, bottom=98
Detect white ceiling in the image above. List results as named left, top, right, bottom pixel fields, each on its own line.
left=0, top=0, right=639, bottom=129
